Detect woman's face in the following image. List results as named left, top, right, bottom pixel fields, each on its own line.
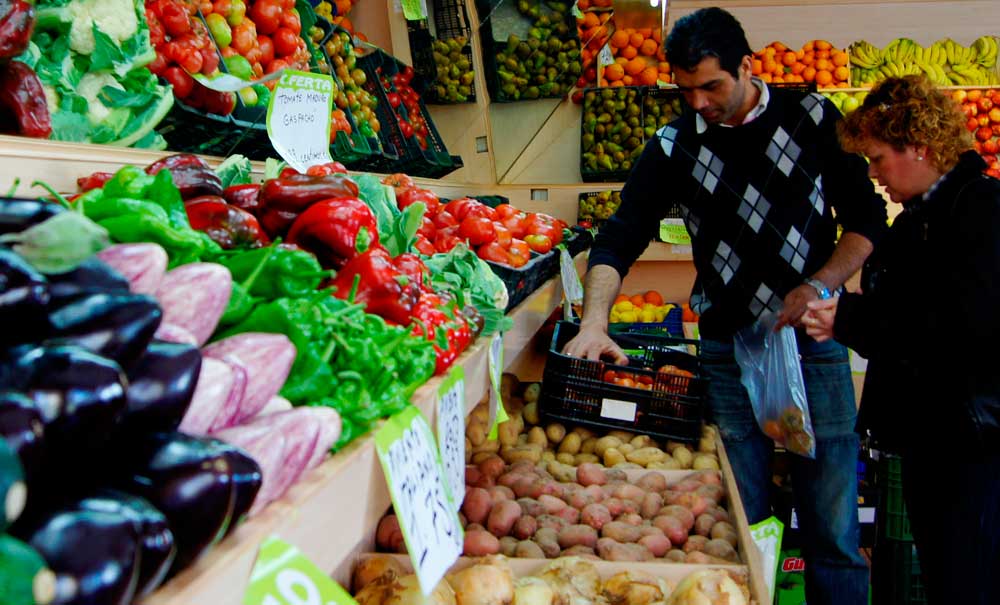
left=861, top=139, right=933, bottom=204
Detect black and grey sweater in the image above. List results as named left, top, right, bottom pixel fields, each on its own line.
left=589, top=88, right=887, bottom=339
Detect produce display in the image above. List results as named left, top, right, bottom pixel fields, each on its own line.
left=374, top=58, right=436, bottom=150
left=752, top=40, right=849, bottom=87
left=573, top=10, right=610, bottom=101
left=850, top=36, right=999, bottom=87
left=601, top=26, right=669, bottom=88
left=581, top=87, right=681, bottom=179
left=954, top=88, right=1000, bottom=178
left=608, top=291, right=675, bottom=325
left=352, top=554, right=750, bottom=605
left=324, top=29, right=381, bottom=141
left=577, top=189, right=620, bottom=226
left=428, top=36, right=475, bottom=103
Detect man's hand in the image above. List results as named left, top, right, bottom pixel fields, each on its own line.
left=562, top=325, right=629, bottom=365
left=803, top=298, right=838, bottom=342
left=774, top=283, right=820, bottom=330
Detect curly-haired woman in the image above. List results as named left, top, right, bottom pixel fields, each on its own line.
left=803, top=75, right=1000, bottom=604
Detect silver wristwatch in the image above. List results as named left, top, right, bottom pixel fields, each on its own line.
left=804, top=278, right=831, bottom=300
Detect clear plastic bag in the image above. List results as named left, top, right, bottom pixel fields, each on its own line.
left=733, top=312, right=816, bottom=458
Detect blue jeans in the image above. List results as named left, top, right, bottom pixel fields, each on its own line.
left=701, top=335, right=869, bottom=605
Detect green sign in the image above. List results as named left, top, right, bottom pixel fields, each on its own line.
left=243, top=536, right=357, bottom=605
left=487, top=332, right=509, bottom=439
left=266, top=70, right=334, bottom=173
left=749, top=516, right=784, bottom=604
left=375, top=406, right=462, bottom=595
left=400, top=0, right=427, bottom=21
left=437, top=365, right=466, bottom=508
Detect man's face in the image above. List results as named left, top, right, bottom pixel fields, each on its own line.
left=673, top=56, right=751, bottom=126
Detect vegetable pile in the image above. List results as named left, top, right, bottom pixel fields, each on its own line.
left=324, top=28, right=381, bottom=141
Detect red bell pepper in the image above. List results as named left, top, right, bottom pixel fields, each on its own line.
left=222, top=183, right=261, bottom=214
left=331, top=247, right=419, bottom=325
left=393, top=253, right=430, bottom=292
left=185, top=195, right=270, bottom=249
left=285, top=197, right=378, bottom=269
left=0, top=0, right=35, bottom=62
left=259, top=172, right=360, bottom=214
left=0, top=61, right=50, bottom=138
left=410, top=290, right=472, bottom=375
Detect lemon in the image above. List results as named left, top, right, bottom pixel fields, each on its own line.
left=615, top=301, right=635, bottom=312
left=640, top=309, right=657, bottom=323
left=619, top=311, right=639, bottom=323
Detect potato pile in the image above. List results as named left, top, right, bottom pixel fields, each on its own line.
left=353, top=554, right=750, bottom=605
left=464, top=375, right=721, bottom=473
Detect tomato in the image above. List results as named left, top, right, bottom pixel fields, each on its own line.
left=257, top=34, right=274, bottom=65
left=414, top=234, right=436, bottom=256
left=386, top=92, right=401, bottom=108
left=249, top=0, right=282, bottom=34
left=444, top=198, right=494, bottom=222
left=636, top=374, right=654, bottom=386
left=508, top=239, right=531, bottom=267
left=616, top=377, right=635, bottom=388
left=265, top=58, right=289, bottom=74
left=396, top=187, right=439, bottom=214
left=280, top=9, right=301, bottom=34
left=434, top=232, right=462, bottom=254
left=173, top=41, right=204, bottom=74
left=147, top=51, right=168, bottom=75
left=147, top=11, right=166, bottom=46
left=201, top=89, right=236, bottom=115
left=432, top=211, right=458, bottom=229
left=398, top=120, right=414, bottom=138
left=227, top=0, right=246, bottom=26
left=494, top=203, right=518, bottom=220
left=157, top=0, right=192, bottom=38
left=603, top=370, right=617, bottom=383
left=200, top=47, right=220, bottom=74
left=501, top=212, right=528, bottom=239
left=163, top=66, right=194, bottom=98
left=492, top=224, right=512, bottom=248
left=272, top=27, right=298, bottom=57
left=382, top=173, right=415, bottom=192
left=212, top=0, right=231, bottom=15
left=458, top=216, right=496, bottom=246
left=477, top=242, right=512, bottom=266
left=524, top=234, right=553, bottom=254
left=231, top=21, right=258, bottom=54
left=417, top=216, right=436, bottom=240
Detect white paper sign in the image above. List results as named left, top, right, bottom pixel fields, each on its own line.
left=375, top=406, right=462, bottom=596
left=600, top=398, right=637, bottom=422
left=559, top=246, right=584, bottom=304
left=266, top=70, right=334, bottom=173
left=598, top=44, right=614, bottom=67
left=437, top=366, right=466, bottom=509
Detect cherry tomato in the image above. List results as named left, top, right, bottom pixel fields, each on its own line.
left=257, top=34, right=274, bottom=65
left=477, top=242, right=512, bottom=266
left=432, top=211, right=458, bottom=229
left=492, top=224, right=512, bottom=248
left=280, top=9, right=301, bottom=34
left=163, top=66, right=194, bottom=98
left=249, top=0, right=282, bottom=34
left=231, top=21, right=258, bottom=55
left=272, top=27, right=299, bottom=57
left=524, top=234, right=553, bottom=254
left=398, top=120, right=413, bottom=138
left=459, top=216, right=496, bottom=247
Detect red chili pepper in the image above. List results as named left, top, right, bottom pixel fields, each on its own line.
left=410, top=290, right=472, bottom=374
left=222, top=183, right=261, bottom=214
left=0, top=62, right=51, bottom=138
left=0, top=1, right=35, bottom=61
left=285, top=197, right=378, bottom=269
left=259, top=172, right=360, bottom=214
left=185, top=195, right=270, bottom=249
left=331, top=247, right=419, bottom=325
left=77, top=172, right=114, bottom=192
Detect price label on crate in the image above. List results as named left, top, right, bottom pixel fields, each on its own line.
left=487, top=332, right=509, bottom=439
left=437, top=366, right=466, bottom=509
left=266, top=70, right=334, bottom=174
left=398, top=0, right=427, bottom=20
left=243, top=535, right=357, bottom=605
left=375, top=406, right=462, bottom=595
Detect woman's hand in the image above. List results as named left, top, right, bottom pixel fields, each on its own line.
left=803, top=298, right=839, bottom=342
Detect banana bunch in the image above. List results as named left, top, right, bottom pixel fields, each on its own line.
left=942, top=38, right=979, bottom=66
left=850, top=41, right=882, bottom=69
left=972, top=35, right=999, bottom=68
left=882, top=38, right=919, bottom=63
left=947, top=62, right=999, bottom=86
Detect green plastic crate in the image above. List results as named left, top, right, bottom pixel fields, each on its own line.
left=873, top=540, right=927, bottom=605
left=879, top=454, right=913, bottom=541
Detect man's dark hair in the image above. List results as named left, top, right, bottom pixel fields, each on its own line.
left=665, top=7, right=753, bottom=78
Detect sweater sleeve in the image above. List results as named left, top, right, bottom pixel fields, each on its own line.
left=588, top=135, right=670, bottom=278
left=833, top=292, right=878, bottom=358
left=816, top=97, right=888, bottom=245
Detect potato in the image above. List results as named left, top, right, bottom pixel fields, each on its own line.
left=696, top=484, right=725, bottom=505
left=571, top=426, right=597, bottom=440
left=556, top=452, right=576, bottom=465
left=473, top=439, right=501, bottom=456
left=501, top=444, right=543, bottom=465
left=659, top=505, right=695, bottom=531
left=607, top=430, right=635, bottom=442
left=573, top=505, right=606, bottom=533
left=466, top=523, right=485, bottom=532
left=541, top=451, right=556, bottom=463
left=646, top=457, right=680, bottom=470
left=611, top=483, right=646, bottom=503
left=711, top=522, right=739, bottom=547
left=617, top=443, right=635, bottom=455
left=672, top=478, right=702, bottom=493
left=665, top=549, right=687, bottom=563
left=593, top=436, right=623, bottom=458
left=580, top=437, right=598, bottom=455
left=626, top=447, right=667, bottom=467
left=561, top=545, right=597, bottom=557
left=652, top=515, right=688, bottom=546
left=518, top=498, right=546, bottom=518
left=603, top=448, right=626, bottom=467
left=527, top=426, right=548, bottom=449
left=705, top=505, right=732, bottom=524
left=693, top=470, right=723, bottom=486
left=674, top=491, right=710, bottom=516
left=465, top=438, right=473, bottom=463
left=596, top=538, right=654, bottom=562
left=605, top=469, right=628, bottom=482
left=376, top=514, right=405, bottom=553
left=635, top=472, right=667, bottom=493
left=516, top=434, right=529, bottom=446
left=693, top=454, right=721, bottom=471
left=507, top=396, right=526, bottom=415
left=466, top=465, right=482, bottom=486
left=694, top=513, right=716, bottom=537
left=547, top=461, right=577, bottom=483
left=576, top=462, right=608, bottom=487
left=672, top=446, right=694, bottom=469
left=613, top=462, right=643, bottom=470
left=523, top=383, right=541, bottom=404
left=478, top=455, right=506, bottom=480
left=545, top=423, right=566, bottom=444
left=353, top=555, right=405, bottom=591
left=536, top=514, right=569, bottom=532
left=554, top=506, right=581, bottom=525
left=616, top=512, right=644, bottom=526
left=582, top=484, right=606, bottom=503
left=513, top=515, right=539, bottom=540
left=557, top=524, right=599, bottom=549
left=664, top=440, right=684, bottom=453
left=538, top=494, right=566, bottom=515
left=522, top=401, right=540, bottom=426
left=515, top=540, right=547, bottom=559
left=640, top=492, right=664, bottom=519
left=682, top=535, right=709, bottom=553
left=557, top=432, right=582, bottom=455
left=603, top=497, right=626, bottom=517
left=488, top=485, right=514, bottom=502
left=683, top=550, right=717, bottom=565
left=471, top=403, right=489, bottom=424
left=602, top=521, right=642, bottom=543
left=498, top=419, right=521, bottom=448
left=704, top=539, right=739, bottom=562
left=487, top=500, right=523, bottom=537
left=466, top=419, right=487, bottom=447
left=461, top=487, right=493, bottom=525
left=464, top=529, right=501, bottom=556
left=532, top=527, right=560, bottom=558
left=639, top=532, right=671, bottom=557
left=574, top=453, right=600, bottom=465
left=499, top=535, right=519, bottom=557
left=698, top=434, right=718, bottom=454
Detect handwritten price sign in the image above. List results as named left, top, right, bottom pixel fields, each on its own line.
left=437, top=366, right=465, bottom=509
left=487, top=332, right=509, bottom=438
left=375, top=406, right=462, bottom=595
left=266, top=70, right=334, bottom=173
left=243, top=536, right=356, bottom=605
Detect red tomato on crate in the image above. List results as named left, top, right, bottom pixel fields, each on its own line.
left=524, top=234, right=553, bottom=254
left=458, top=216, right=496, bottom=246
left=249, top=0, right=281, bottom=34
left=272, top=27, right=299, bottom=57
left=477, top=242, right=512, bottom=266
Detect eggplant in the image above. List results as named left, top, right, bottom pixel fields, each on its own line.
left=0, top=438, right=25, bottom=532
left=44, top=293, right=162, bottom=368
left=117, top=432, right=236, bottom=571
left=0, top=248, right=51, bottom=347
left=122, top=340, right=202, bottom=433
left=0, top=198, right=64, bottom=235
left=205, top=440, right=262, bottom=535
left=0, top=390, right=45, bottom=486
left=0, top=533, right=56, bottom=605
left=45, top=256, right=131, bottom=308
left=74, top=490, right=175, bottom=597
left=17, top=506, right=141, bottom=605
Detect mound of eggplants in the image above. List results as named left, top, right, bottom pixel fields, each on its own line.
left=0, top=198, right=262, bottom=605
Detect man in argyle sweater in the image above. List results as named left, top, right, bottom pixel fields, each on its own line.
left=565, top=8, right=885, bottom=604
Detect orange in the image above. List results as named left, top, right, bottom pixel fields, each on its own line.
left=790, top=62, right=806, bottom=75
left=625, top=57, right=646, bottom=76
left=629, top=32, right=645, bottom=48
left=816, top=49, right=831, bottom=60
left=639, top=39, right=658, bottom=56
left=651, top=29, right=662, bottom=43
left=836, top=81, right=849, bottom=88
left=815, top=58, right=833, bottom=72
left=814, top=39, right=832, bottom=51
left=620, top=45, right=638, bottom=60
left=802, top=66, right=817, bottom=82
left=658, top=61, right=671, bottom=73
left=801, top=40, right=815, bottom=52
left=782, top=51, right=797, bottom=66
left=751, top=58, right=763, bottom=75
left=622, top=75, right=633, bottom=86
left=832, top=51, right=849, bottom=67
left=577, top=0, right=590, bottom=8
left=609, top=79, right=624, bottom=87
left=615, top=294, right=629, bottom=304
left=763, top=59, right=779, bottom=75
left=814, top=69, right=833, bottom=87
left=968, top=90, right=983, bottom=102
left=610, top=30, right=630, bottom=49
left=771, top=41, right=788, bottom=52
left=630, top=294, right=646, bottom=307
left=802, top=52, right=815, bottom=65
left=643, top=290, right=664, bottom=306
left=763, top=46, right=777, bottom=57
left=604, top=63, right=625, bottom=81
left=637, top=27, right=652, bottom=38
left=639, top=66, right=659, bottom=86
left=760, top=72, right=773, bottom=83
left=773, top=75, right=785, bottom=83
left=581, top=12, right=599, bottom=28
left=795, top=49, right=805, bottom=61
left=615, top=56, right=629, bottom=66
left=834, top=65, right=849, bottom=82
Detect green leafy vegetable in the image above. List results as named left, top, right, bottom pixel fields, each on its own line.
left=423, top=244, right=511, bottom=336
left=216, top=155, right=253, bottom=188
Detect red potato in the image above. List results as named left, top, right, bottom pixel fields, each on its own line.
left=466, top=465, right=482, bottom=486
left=682, top=535, right=709, bottom=553
left=696, top=483, right=725, bottom=505
left=532, top=527, right=561, bottom=558
left=467, top=523, right=485, bottom=532
left=511, top=476, right=538, bottom=498
left=517, top=498, right=546, bottom=518
left=693, top=470, right=722, bottom=485
left=462, top=487, right=493, bottom=525
left=515, top=540, right=546, bottom=558
left=620, top=499, right=640, bottom=516
left=601, top=482, right=621, bottom=498
left=711, top=521, right=739, bottom=547
left=606, top=469, right=628, bottom=482
left=660, top=505, right=696, bottom=531
left=478, top=455, right=506, bottom=479
left=704, top=538, right=739, bottom=562
left=567, top=489, right=595, bottom=510
left=513, top=515, right=538, bottom=540
left=636, top=472, right=668, bottom=493
left=596, top=538, right=654, bottom=562
left=497, top=471, right=529, bottom=488
left=488, top=485, right=515, bottom=502
left=695, top=513, right=716, bottom=537
left=557, top=524, right=599, bottom=549
left=616, top=513, right=644, bottom=526
left=581, top=503, right=612, bottom=530
left=639, top=525, right=664, bottom=537
left=509, top=461, right=537, bottom=474
left=604, top=497, right=626, bottom=517
left=674, top=491, right=710, bottom=516
left=653, top=515, right=689, bottom=546
left=487, top=500, right=522, bottom=536
left=672, top=478, right=703, bottom=493
left=538, top=494, right=566, bottom=514
left=602, top=521, right=642, bottom=543
left=500, top=536, right=519, bottom=557
left=612, top=483, right=647, bottom=503
left=684, top=551, right=714, bottom=564
left=639, top=532, right=671, bottom=557
left=376, top=514, right=405, bottom=553
left=464, top=529, right=501, bottom=556
left=705, top=505, right=732, bottom=524
left=641, top=492, right=664, bottom=519
left=576, top=463, right=608, bottom=486
left=583, top=484, right=606, bottom=502
left=536, top=514, right=569, bottom=532
left=533, top=480, right=564, bottom=500
left=473, top=474, right=496, bottom=489
left=561, top=545, right=597, bottom=558
left=665, top=549, right=687, bottom=563
left=553, top=506, right=580, bottom=524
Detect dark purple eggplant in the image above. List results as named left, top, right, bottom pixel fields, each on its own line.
left=206, top=440, right=262, bottom=535
left=0, top=198, right=64, bottom=235
left=44, top=293, right=161, bottom=368
left=0, top=248, right=51, bottom=347
left=0, top=390, right=45, bottom=485
left=17, top=507, right=141, bottom=605
left=45, top=256, right=131, bottom=308
left=74, top=490, right=175, bottom=597
left=121, top=340, right=201, bottom=433
left=117, top=432, right=236, bottom=571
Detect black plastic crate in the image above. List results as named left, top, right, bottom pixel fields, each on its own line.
left=873, top=540, right=927, bottom=605
left=540, top=321, right=706, bottom=441
left=407, top=0, right=476, bottom=104
left=487, top=227, right=592, bottom=311
left=475, top=0, right=581, bottom=102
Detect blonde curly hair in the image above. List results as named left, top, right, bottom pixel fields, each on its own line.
left=838, top=75, right=972, bottom=173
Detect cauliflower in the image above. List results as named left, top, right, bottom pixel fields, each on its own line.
left=76, top=72, right=124, bottom=124
left=68, top=0, right=138, bottom=55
